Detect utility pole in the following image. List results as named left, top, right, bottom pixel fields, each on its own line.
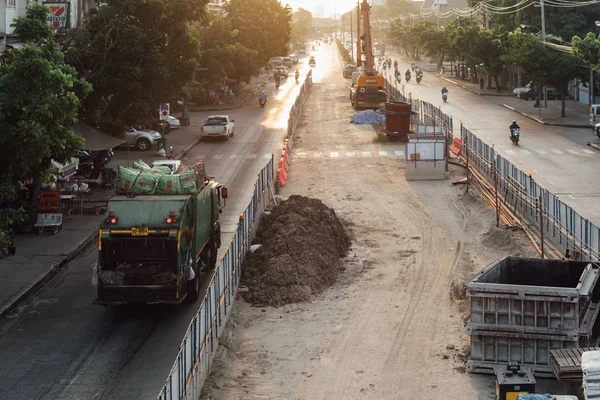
left=540, top=0, right=548, bottom=108
left=356, top=1, right=361, bottom=68
left=0, top=0, right=6, bottom=51
left=350, top=9, right=354, bottom=62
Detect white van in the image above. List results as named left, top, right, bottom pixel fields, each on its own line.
left=590, top=104, right=600, bottom=126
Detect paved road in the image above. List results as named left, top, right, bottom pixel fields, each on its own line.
left=0, top=54, right=318, bottom=400
left=382, top=51, right=600, bottom=226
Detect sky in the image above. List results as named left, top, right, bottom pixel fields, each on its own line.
left=284, top=0, right=361, bottom=19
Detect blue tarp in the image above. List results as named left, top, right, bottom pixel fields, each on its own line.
left=350, top=110, right=386, bottom=124
left=516, top=395, right=552, bottom=400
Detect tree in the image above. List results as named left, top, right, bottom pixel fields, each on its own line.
left=572, top=32, right=600, bottom=70
left=0, top=4, right=91, bottom=258
left=291, top=8, right=313, bottom=45
left=67, top=0, right=208, bottom=135
left=503, top=29, right=554, bottom=107
left=225, top=0, right=292, bottom=67
left=547, top=49, right=587, bottom=117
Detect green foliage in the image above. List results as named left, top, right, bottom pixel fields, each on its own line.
left=0, top=4, right=91, bottom=182
left=572, top=32, right=600, bottom=70
left=11, top=3, right=54, bottom=43
left=67, top=0, right=208, bottom=135
left=225, top=0, right=292, bottom=67
left=0, top=4, right=88, bottom=257
left=336, top=38, right=354, bottom=65
left=291, top=8, right=313, bottom=45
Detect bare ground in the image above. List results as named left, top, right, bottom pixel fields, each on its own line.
left=199, top=45, right=563, bottom=400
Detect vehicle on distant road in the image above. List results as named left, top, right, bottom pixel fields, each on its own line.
left=125, top=126, right=162, bottom=151
left=282, top=57, right=293, bottom=68
left=289, top=54, right=299, bottom=64
left=200, top=115, right=235, bottom=141
left=518, top=87, right=561, bottom=101
left=274, top=66, right=288, bottom=78
left=343, top=64, right=356, bottom=78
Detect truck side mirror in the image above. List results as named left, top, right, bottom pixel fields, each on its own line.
left=221, top=187, right=228, bottom=199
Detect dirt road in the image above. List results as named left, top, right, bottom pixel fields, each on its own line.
left=200, top=43, right=539, bottom=400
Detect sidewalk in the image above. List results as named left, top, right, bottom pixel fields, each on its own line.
left=435, top=69, right=590, bottom=128
left=0, top=214, right=100, bottom=317
left=189, top=72, right=273, bottom=112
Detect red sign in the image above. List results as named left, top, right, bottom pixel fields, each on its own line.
left=44, top=3, right=69, bottom=29
left=38, top=191, right=61, bottom=213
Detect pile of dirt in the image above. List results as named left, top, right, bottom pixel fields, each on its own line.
left=481, top=226, right=514, bottom=250
left=241, top=195, right=351, bottom=307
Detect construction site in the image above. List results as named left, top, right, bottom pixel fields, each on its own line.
left=196, top=2, right=600, bottom=399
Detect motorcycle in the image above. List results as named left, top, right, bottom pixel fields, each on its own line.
left=396, top=75, right=402, bottom=84
left=259, top=98, right=267, bottom=108
left=405, top=73, right=411, bottom=83
left=411, top=63, right=416, bottom=72
left=442, top=92, right=448, bottom=102
left=295, top=74, right=299, bottom=83
left=510, top=128, right=520, bottom=145
left=416, top=74, right=422, bottom=84
left=275, top=80, right=280, bottom=89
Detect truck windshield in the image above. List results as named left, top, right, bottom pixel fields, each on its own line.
left=99, top=238, right=178, bottom=285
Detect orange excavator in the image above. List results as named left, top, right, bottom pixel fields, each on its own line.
left=349, top=0, right=387, bottom=110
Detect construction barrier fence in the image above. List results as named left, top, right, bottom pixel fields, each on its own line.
left=156, top=69, right=313, bottom=400
left=381, top=74, right=600, bottom=261
left=278, top=69, right=312, bottom=188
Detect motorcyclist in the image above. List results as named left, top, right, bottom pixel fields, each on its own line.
left=405, top=69, right=411, bottom=80
left=394, top=60, right=398, bottom=70
left=260, top=90, right=267, bottom=101
left=509, top=120, right=520, bottom=134
left=295, top=69, right=300, bottom=81
left=441, top=86, right=448, bottom=95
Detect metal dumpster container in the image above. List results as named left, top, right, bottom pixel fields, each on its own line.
left=466, top=257, right=600, bottom=376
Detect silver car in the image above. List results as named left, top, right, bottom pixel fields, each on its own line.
left=125, top=126, right=161, bottom=151
left=166, top=116, right=181, bottom=129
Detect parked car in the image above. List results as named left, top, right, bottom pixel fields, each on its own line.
left=594, top=122, right=600, bottom=138
left=166, top=115, right=181, bottom=129
left=518, top=87, right=561, bottom=101
left=590, top=104, right=600, bottom=126
left=343, top=64, right=356, bottom=78
left=200, top=115, right=235, bottom=141
left=282, top=57, right=293, bottom=68
left=274, top=66, right=288, bottom=78
left=513, top=81, right=532, bottom=96
left=125, top=126, right=162, bottom=151
left=270, top=56, right=283, bottom=66
left=289, top=54, right=299, bottom=64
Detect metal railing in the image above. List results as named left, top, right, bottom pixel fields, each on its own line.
left=382, top=75, right=599, bottom=261
left=157, top=69, right=313, bottom=400
left=157, top=159, right=274, bottom=400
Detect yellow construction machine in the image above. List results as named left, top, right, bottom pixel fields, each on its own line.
left=349, top=0, right=387, bottom=110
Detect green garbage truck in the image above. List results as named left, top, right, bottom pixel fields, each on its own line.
left=93, top=161, right=227, bottom=306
